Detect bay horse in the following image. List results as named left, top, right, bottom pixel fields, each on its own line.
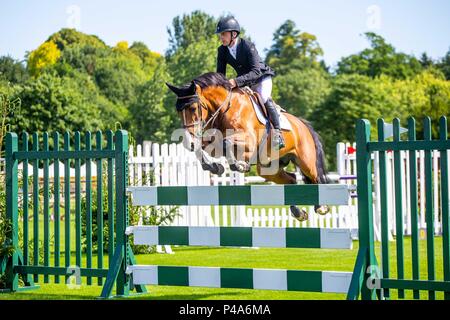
left=166, top=72, right=329, bottom=221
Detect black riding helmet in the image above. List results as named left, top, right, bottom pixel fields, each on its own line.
left=215, top=16, right=240, bottom=34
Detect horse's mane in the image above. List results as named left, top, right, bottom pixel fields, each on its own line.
left=193, top=72, right=232, bottom=90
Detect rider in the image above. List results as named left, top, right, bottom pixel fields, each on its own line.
left=215, top=15, right=286, bottom=150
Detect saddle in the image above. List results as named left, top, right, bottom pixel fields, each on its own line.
left=238, top=86, right=292, bottom=132
left=239, top=87, right=285, bottom=120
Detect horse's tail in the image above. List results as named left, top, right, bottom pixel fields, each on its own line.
left=298, top=117, right=329, bottom=184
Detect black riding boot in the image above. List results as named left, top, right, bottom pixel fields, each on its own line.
left=265, top=98, right=285, bottom=150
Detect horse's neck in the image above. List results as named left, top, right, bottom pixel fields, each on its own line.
left=219, top=90, right=260, bottom=131
left=203, top=87, right=260, bottom=131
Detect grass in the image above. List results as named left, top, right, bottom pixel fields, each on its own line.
left=0, top=237, right=446, bottom=300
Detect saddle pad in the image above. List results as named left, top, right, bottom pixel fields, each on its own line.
left=250, top=96, right=292, bottom=131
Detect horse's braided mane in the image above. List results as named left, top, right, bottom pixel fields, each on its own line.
left=193, top=72, right=232, bottom=90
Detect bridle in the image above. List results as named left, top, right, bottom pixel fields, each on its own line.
left=178, top=89, right=233, bottom=139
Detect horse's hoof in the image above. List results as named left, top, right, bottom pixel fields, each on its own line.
left=230, top=161, right=250, bottom=173
left=212, top=163, right=225, bottom=176
left=290, top=205, right=308, bottom=222
left=314, top=205, right=329, bottom=215
left=201, top=163, right=211, bottom=171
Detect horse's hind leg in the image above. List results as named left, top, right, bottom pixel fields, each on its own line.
left=257, top=165, right=309, bottom=222
left=293, top=150, right=330, bottom=216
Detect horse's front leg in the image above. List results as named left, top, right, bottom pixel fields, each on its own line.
left=195, top=147, right=225, bottom=176
left=222, top=131, right=256, bottom=173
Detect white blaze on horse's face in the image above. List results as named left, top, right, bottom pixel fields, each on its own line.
left=181, top=103, right=204, bottom=152
left=182, top=128, right=196, bottom=151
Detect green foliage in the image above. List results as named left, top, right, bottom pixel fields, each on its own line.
left=0, top=13, right=446, bottom=173
left=266, top=20, right=324, bottom=75
left=166, top=10, right=217, bottom=57
left=313, top=74, right=383, bottom=162
left=0, top=56, right=28, bottom=84
left=0, top=94, right=21, bottom=156
left=336, top=32, right=423, bottom=79
left=27, top=41, right=61, bottom=78
left=0, top=176, right=14, bottom=260
left=130, top=63, right=177, bottom=143
left=437, top=49, right=450, bottom=80
left=129, top=41, right=164, bottom=75
left=94, top=50, right=147, bottom=106
left=46, top=28, right=107, bottom=51
left=56, top=44, right=109, bottom=76
left=9, top=72, right=104, bottom=133
left=0, top=174, right=26, bottom=289
left=167, top=38, right=219, bottom=86
left=273, top=68, right=331, bottom=119
left=312, top=71, right=450, bottom=168
left=8, top=27, right=164, bottom=137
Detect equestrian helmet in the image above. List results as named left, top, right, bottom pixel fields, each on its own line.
left=216, top=16, right=240, bottom=34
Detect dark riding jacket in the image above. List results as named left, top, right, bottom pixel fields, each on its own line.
left=216, top=38, right=275, bottom=88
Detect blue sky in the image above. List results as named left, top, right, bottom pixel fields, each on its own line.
left=1, top=0, right=449, bottom=68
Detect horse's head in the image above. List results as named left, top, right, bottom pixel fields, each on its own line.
left=166, top=81, right=208, bottom=151
left=166, top=73, right=233, bottom=152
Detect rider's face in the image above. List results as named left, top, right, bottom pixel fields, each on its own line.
left=219, top=31, right=234, bottom=46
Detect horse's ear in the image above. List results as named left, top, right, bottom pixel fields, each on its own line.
left=165, top=82, right=183, bottom=96
left=187, top=81, right=197, bottom=95
left=192, top=81, right=202, bottom=94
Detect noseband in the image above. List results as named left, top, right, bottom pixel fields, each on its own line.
left=177, top=90, right=233, bottom=137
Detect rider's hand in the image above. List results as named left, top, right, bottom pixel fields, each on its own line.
left=229, top=79, right=237, bottom=88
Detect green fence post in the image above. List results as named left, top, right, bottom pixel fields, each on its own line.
left=5, top=132, right=19, bottom=291
left=354, top=119, right=377, bottom=300
left=115, top=130, right=130, bottom=297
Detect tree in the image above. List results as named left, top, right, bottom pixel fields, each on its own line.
left=266, top=20, right=324, bottom=75
left=0, top=56, right=28, bottom=84
left=167, top=38, right=219, bottom=86
left=10, top=72, right=105, bottom=133
left=336, top=32, right=423, bottom=79
left=56, top=44, right=108, bottom=76
left=437, top=48, right=450, bottom=80
left=129, top=63, right=177, bottom=143
left=166, top=11, right=217, bottom=57
left=27, top=41, right=61, bottom=77
left=46, top=28, right=106, bottom=51
left=93, top=43, right=151, bottom=106
left=273, top=68, right=331, bottom=119
left=129, top=41, right=163, bottom=75
left=419, top=52, right=435, bottom=68
left=311, top=74, right=394, bottom=167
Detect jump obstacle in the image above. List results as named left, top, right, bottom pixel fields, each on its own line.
left=1, top=116, right=449, bottom=299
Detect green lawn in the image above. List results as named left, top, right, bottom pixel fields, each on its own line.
left=0, top=237, right=446, bottom=300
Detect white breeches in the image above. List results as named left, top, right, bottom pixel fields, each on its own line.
left=251, top=76, right=272, bottom=103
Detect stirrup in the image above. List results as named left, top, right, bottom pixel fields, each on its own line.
left=273, top=130, right=285, bottom=150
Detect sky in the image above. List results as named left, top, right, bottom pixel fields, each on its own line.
left=1, top=0, right=449, bottom=69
